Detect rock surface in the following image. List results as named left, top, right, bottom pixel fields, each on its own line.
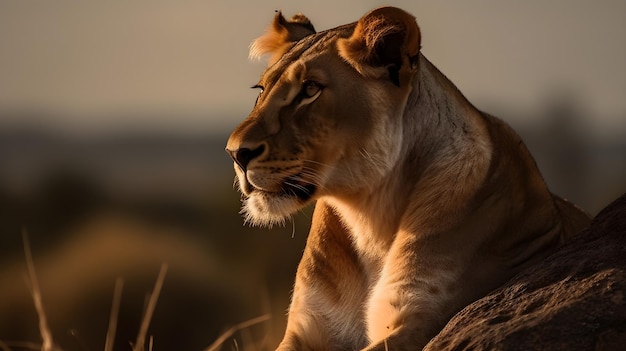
left=424, top=193, right=626, bottom=351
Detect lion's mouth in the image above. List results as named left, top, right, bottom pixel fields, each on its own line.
left=282, top=179, right=317, bottom=201
left=236, top=172, right=318, bottom=227
left=241, top=174, right=317, bottom=202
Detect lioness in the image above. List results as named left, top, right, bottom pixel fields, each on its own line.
left=226, top=7, right=591, bottom=350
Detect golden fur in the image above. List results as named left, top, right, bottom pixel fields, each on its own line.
left=226, top=7, right=591, bottom=350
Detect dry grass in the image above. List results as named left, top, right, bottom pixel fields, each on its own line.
left=104, top=278, right=124, bottom=351
left=22, top=230, right=58, bottom=351
left=133, top=263, right=167, bottom=351
left=203, top=314, right=271, bottom=351
left=4, top=231, right=272, bottom=351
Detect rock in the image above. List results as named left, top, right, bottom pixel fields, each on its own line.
left=424, top=193, right=626, bottom=351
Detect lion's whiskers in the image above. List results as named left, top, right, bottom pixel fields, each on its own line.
left=283, top=181, right=313, bottom=196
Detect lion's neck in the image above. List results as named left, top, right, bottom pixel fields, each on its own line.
left=324, top=54, right=492, bottom=268
left=402, top=55, right=492, bottom=228
left=325, top=180, right=410, bottom=269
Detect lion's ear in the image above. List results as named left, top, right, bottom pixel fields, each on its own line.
left=338, top=7, right=421, bottom=86
left=249, top=11, right=316, bottom=65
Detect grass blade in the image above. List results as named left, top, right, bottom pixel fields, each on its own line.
left=104, top=278, right=124, bottom=351
left=204, top=314, right=271, bottom=351
left=133, top=263, right=168, bottom=351
left=22, top=230, right=55, bottom=351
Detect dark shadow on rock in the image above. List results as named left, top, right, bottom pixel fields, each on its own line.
left=425, top=193, right=626, bottom=351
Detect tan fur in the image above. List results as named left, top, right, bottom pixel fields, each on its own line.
left=338, top=7, right=420, bottom=81
left=226, top=7, right=591, bottom=350
left=250, top=12, right=316, bottom=64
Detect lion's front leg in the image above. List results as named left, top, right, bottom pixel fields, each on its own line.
left=277, top=203, right=369, bottom=351
left=361, top=231, right=468, bottom=351
left=362, top=281, right=453, bottom=350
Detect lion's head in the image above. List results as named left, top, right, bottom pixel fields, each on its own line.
left=226, top=8, right=421, bottom=227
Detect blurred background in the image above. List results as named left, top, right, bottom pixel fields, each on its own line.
left=1, top=1, right=624, bottom=350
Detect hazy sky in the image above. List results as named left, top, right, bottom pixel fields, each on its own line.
left=0, top=0, right=625, bottom=132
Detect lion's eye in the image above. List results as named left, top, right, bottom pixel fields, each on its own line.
left=251, top=84, right=264, bottom=105
left=301, top=81, right=322, bottom=98
left=252, top=84, right=264, bottom=96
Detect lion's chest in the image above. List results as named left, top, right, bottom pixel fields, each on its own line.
left=326, top=199, right=399, bottom=280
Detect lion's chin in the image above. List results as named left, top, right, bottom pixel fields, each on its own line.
left=241, top=191, right=305, bottom=228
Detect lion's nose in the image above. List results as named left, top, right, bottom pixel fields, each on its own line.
left=227, top=144, right=265, bottom=171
